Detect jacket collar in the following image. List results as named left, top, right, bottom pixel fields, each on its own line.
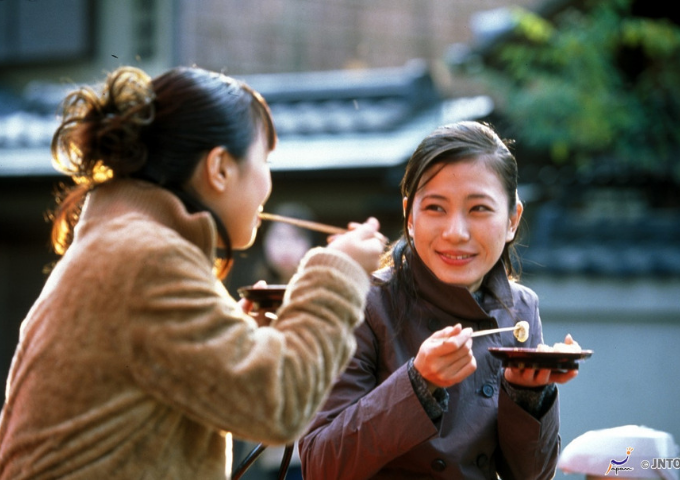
left=410, top=249, right=514, bottom=319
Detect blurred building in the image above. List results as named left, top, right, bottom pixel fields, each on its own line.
left=176, top=0, right=542, bottom=75
left=1, top=2, right=679, bottom=480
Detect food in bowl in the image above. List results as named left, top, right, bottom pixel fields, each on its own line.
left=536, top=334, right=582, bottom=353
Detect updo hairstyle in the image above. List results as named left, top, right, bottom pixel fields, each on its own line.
left=50, top=66, right=277, bottom=275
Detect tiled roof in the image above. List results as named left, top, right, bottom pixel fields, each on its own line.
left=3, top=62, right=677, bottom=278
left=0, top=60, right=493, bottom=175
left=242, top=60, right=493, bottom=171
left=519, top=191, right=680, bottom=277
left=0, top=111, right=58, bottom=149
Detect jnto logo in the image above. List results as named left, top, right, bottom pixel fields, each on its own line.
left=606, top=447, right=635, bottom=475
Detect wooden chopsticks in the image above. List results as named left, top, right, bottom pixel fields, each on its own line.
left=258, top=212, right=348, bottom=235
left=470, top=326, right=517, bottom=338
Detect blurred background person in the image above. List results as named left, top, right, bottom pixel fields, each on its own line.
left=258, top=203, right=321, bottom=285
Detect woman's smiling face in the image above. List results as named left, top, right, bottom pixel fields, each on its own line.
left=406, top=159, right=522, bottom=292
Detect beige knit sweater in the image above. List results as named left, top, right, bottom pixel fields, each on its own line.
left=0, top=180, right=370, bottom=479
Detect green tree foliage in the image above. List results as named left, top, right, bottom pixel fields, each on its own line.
left=478, top=0, right=680, bottom=181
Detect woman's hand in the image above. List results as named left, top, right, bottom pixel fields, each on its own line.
left=327, top=217, right=387, bottom=274
left=504, top=334, right=580, bottom=387
left=414, top=324, right=477, bottom=392
left=504, top=367, right=578, bottom=387
left=238, top=280, right=274, bottom=327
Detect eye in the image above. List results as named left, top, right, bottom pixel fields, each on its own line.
left=423, top=203, right=445, bottom=213
left=470, top=204, right=493, bottom=213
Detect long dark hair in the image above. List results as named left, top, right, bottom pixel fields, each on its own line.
left=382, top=121, right=522, bottom=295
left=50, top=66, right=276, bottom=278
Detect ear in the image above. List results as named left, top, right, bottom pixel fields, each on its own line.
left=203, top=146, right=237, bottom=193
left=506, top=199, right=523, bottom=242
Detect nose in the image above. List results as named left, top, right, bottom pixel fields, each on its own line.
left=442, top=215, right=470, bottom=242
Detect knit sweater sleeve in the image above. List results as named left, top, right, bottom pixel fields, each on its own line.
left=124, top=238, right=370, bottom=445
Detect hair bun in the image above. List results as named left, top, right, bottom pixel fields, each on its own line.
left=52, top=67, right=156, bottom=184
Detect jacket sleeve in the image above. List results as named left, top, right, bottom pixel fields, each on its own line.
left=495, top=289, right=561, bottom=480
left=496, top=386, right=560, bottom=480
left=123, top=242, right=370, bottom=445
left=298, top=313, right=438, bottom=480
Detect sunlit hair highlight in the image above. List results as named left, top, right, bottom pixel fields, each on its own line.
left=48, top=66, right=277, bottom=280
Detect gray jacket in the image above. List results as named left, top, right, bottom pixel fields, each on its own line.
left=299, top=252, right=560, bottom=479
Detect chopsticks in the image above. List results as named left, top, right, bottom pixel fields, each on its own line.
left=470, top=326, right=517, bottom=338
left=471, top=321, right=529, bottom=342
left=258, top=212, right=348, bottom=235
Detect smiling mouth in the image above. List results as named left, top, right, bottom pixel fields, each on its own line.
left=441, top=253, right=473, bottom=260
left=437, top=251, right=479, bottom=265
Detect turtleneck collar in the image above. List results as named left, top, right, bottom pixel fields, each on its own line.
left=409, top=248, right=514, bottom=320
left=78, top=179, right=217, bottom=263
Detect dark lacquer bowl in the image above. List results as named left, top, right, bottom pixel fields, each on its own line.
left=488, top=347, right=593, bottom=371
left=237, top=284, right=287, bottom=309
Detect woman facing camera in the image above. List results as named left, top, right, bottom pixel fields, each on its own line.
left=299, top=121, right=579, bottom=480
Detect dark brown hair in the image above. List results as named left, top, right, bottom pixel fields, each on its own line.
left=50, top=66, right=277, bottom=278
left=383, top=121, right=522, bottom=291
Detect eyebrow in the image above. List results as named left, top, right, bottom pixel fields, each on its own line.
left=420, top=193, right=448, bottom=202
left=420, top=192, right=498, bottom=203
left=466, top=193, right=497, bottom=202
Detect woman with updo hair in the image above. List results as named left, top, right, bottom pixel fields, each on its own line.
left=0, top=66, right=386, bottom=479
